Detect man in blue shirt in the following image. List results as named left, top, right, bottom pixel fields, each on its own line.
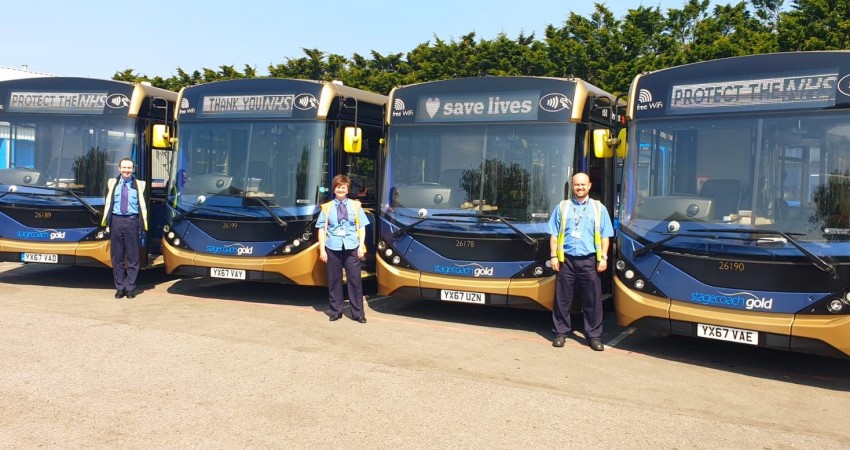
left=101, top=158, right=148, bottom=299
left=317, top=175, right=371, bottom=323
left=546, top=172, right=614, bottom=351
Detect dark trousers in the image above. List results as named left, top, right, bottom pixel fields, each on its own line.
left=326, top=247, right=365, bottom=319
left=110, top=215, right=140, bottom=292
left=552, top=254, right=603, bottom=339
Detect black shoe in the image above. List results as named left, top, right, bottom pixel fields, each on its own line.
left=114, top=290, right=126, bottom=299
left=589, top=338, right=604, bottom=351
left=355, top=317, right=367, bottom=323
left=552, top=335, right=566, bottom=348
left=126, top=290, right=136, bottom=299
left=329, top=313, right=343, bottom=321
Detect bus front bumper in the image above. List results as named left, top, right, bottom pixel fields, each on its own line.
left=377, top=257, right=552, bottom=310
left=614, top=277, right=850, bottom=359
left=162, top=239, right=327, bottom=286
left=0, top=238, right=112, bottom=268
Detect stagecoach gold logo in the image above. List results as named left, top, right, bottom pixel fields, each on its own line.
left=16, top=229, right=66, bottom=240
left=689, top=290, right=774, bottom=311
left=206, top=243, right=254, bottom=256
left=434, top=263, right=494, bottom=277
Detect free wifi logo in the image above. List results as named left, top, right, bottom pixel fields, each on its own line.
left=394, top=98, right=405, bottom=111
left=638, top=89, right=653, bottom=103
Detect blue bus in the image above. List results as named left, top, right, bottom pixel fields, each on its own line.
left=615, top=51, right=850, bottom=358
left=0, top=77, right=176, bottom=268
left=377, top=76, right=623, bottom=310
left=162, top=78, right=386, bottom=286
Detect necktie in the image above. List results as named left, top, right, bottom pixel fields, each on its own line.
left=337, top=200, right=348, bottom=225
left=120, top=181, right=129, bottom=214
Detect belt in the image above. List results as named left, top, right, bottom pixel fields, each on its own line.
left=567, top=254, right=595, bottom=259
left=115, top=214, right=138, bottom=218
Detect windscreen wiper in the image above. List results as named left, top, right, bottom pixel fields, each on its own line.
left=694, top=228, right=837, bottom=279
left=391, top=216, right=430, bottom=238
left=633, top=233, right=681, bottom=257
left=0, top=185, right=101, bottom=217
left=632, top=231, right=753, bottom=257
left=433, top=212, right=538, bottom=246
left=246, top=196, right=287, bottom=228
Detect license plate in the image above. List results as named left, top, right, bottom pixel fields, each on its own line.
left=440, top=289, right=485, bottom=304
left=696, top=323, right=758, bottom=346
left=210, top=267, right=246, bottom=280
left=21, top=253, right=58, bottom=264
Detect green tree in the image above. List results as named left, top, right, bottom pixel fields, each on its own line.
left=778, top=0, right=850, bottom=50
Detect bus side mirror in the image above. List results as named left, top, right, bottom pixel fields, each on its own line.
left=593, top=129, right=614, bottom=158
left=344, top=127, right=362, bottom=153
left=152, top=124, right=171, bottom=149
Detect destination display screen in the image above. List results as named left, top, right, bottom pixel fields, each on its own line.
left=7, top=91, right=111, bottom=114
left=413, top=91, right=540, bottom=123
left=667, top=71, right=838, bottom=114
left=200, top=94, right=295, bottom=116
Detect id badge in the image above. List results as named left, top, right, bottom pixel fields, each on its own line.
left=335, top=228, right=347, bottom=237
left=570, top=230, right=582, bottom=239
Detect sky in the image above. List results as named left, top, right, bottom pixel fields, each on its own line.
left=3, top=0, right=707, bottom=80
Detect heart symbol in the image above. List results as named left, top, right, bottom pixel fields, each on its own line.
left=425, top=97, right=440, bottom=118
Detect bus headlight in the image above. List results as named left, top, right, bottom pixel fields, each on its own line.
left=624, top=269, right=635, bottom=280
left=292, top=239, right=301, bottom=247
left=377, top=240, right=387, bottom=251
left=172, top=238, right=180, bottom=246
left=615, top=259, right=626, bottom=271
left=163, top=224, right=170, bottom=233
left=284, top=245, right=293, bottom=254
left=634, top=279, right=645, bottom=290
left=167, top=231, right=175, bottom=240
left=843, top=292, right=850, bottom=306
left=391, top=255, right=402, bottom=265
left=533, top=266, right=544, bottom=276
left=384, top=248, right=393, bottom=258
left=96, top=230, right=107, bottom=240
left=302, top=232, right=311, bottom=241
left=828, top=299, right=845, bottom=313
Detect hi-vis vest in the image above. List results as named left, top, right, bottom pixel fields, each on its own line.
left=320, top=199, right=362, bottom=230
left=101, top=176, right=149, bottom=231
left=556, top=198, right=603, bottom=263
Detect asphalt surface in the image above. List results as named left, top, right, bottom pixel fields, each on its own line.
left=1, top=262, right=850, bottom=448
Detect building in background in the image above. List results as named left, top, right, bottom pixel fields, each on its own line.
left=0, top=65, right=54, bottom=81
